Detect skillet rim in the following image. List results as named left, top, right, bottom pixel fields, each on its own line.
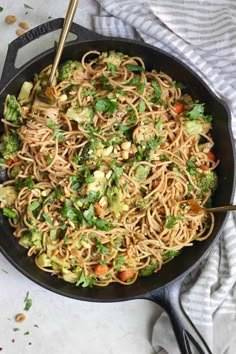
left=0, top=33, right=235, bottom=302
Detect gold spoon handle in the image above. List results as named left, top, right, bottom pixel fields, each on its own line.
left=48, top=0, right=79, bottom=87
left=206, top=205, right=236, bottom=212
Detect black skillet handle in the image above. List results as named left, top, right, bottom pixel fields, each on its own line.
left=0, top=18, right=104, bottom=91
left=144, top=279, right=212, bottom=354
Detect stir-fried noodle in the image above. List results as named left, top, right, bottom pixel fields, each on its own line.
left=0, top=50, right=219, bottom=287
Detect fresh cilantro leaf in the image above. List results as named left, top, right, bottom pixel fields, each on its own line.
left=187, top=103, right=205, bottom=120
left=1, top=268, right=8, bottom=274
left=46, top=119, right=59, bottom=128
left=165, top=214, right=184, bottom=229
left=137, top=83, right=145, bottom=94
left=160, top=154, right=169, bottom=161
left=83, top=204, right=95, bottom=226
left=3, top=208, right=16, bottom=218
left=126, top=115, right=138, bottom=124
left=115, top=256, right=125, bottom=270
left=96, top=240, right=109, bottom=256
left=99, top=259, right=106, bottom=265
left=0, top=158, right=6, bottom=164
left=140, top=260, right=158, bottom=277
left=107, top=63, right=116, bottom=76
left=151, top=80, right=162, bottom=103
left=171, top=81, right=186, bottom=89
left=138, top=100, right=146, bottom=113
left=80, top=191, right=100, bottom=205
left=95, top=98, right=118, bottom=115
left=61, top=200, right=83, bottom=223
left=0, top=7, right=3, bottom=12
left=42, top=213, right=53, bottom=226
left=52, top=129, right=65, bottom=142
left=46, top=154, right=52, bottom=165
left=116, top=88, right=125, bottom=95
left=54, top=186, right=62, bottom=199
left=24, top=291, right=32, bottom=311
left=155, top=118, right=163, bottom=131
left=13, top=328, right=20, bottom=332
left=64, top=236, right=70, bottom=244
left=24, top=331, right=30, bottom=335
left=129, top=76, right=141, bottom=85
left=83, top=87, right=97, bottom=96
left=76, top=271, right=96, bottom=288
left=81, top=235, right=88, bottom=242
left=14, top=179, right=24, bottom=191
left=187, top=183, right=194, bottom=192
left=26, top=176, right=35, bottom=190
left=24, top=3, right=33, bottom=9
left=187, top=103, right=212, bottom=122
left=115, top=237, right=122, bottom=249
left=28, top=201, right=40, bottom=212
left=187, top=159, right=197, bottom=176
left=126, top=64, right=145, bottom=73
left=111, top=162, right=124, bottom=185
left=146, top=137, right=163, bottom=150
left=162, top=250, right=180, bottom=260
left=95, top=219, right=113, bottom=231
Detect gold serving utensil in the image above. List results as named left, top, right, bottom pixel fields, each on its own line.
left=36, top=0, right=79, bottom=106
left=181, top=199, right=236, bottom=215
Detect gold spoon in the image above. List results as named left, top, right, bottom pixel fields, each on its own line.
left=181, top=199, right=236, bottom=215
left=36, top=0, right=79, bottom=105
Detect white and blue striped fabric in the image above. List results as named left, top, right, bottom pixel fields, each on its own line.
left=93, top=1, right=236, bottom=353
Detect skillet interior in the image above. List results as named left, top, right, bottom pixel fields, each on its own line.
left=0, top=39, right=235, bottom=301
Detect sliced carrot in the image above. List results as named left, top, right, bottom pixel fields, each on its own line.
left=94, top=202, right=105, bottom=219
left=173, top=102, right=185, bottom=114
left=119, top=270, right=135, bottom=282
left=6, top=159, right=13, bottom=166
left=22, top=106, right=30, bottom=116
left=94, top=264, right=108, bottom=276
left=199, top=165, right=209, bottom=171
left=207, top=151, right=215, bottom=161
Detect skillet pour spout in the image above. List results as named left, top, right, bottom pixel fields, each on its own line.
left=0, top=18, right=235, bottom=354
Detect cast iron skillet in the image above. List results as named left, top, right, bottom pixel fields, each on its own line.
left=0, top=19, right=235, bottom=354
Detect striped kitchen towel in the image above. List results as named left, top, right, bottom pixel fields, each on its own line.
left=92, top=1, right=236, bottom=353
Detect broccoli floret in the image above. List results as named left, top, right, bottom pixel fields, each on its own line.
left=58, top=60, right=83, bottom=82
left=62, top=268, right=79, bottom=283
left=0, top=185, right=17, bottom=206
left=197, top=170, right=218, bottom=194
left=184, top=120, right=211, bottom=136
left=140, top=260, right=158, bottom=277
left=18, top=229, right=42, bottom=250
left=107, top=186, right=129, bottom=218
left=100, top=51, right=123, bottom=67
left=0, top=133, right=20, bottom=160
left=66, top=105, right=93, bottom=125
left=37, top=253, right=52, bottom=267
left=4, top=95, right=23, bottom=123
left=134, top=165, right=150, bottom=183
left=17, top=81, right=33, bottom=101
left=86, top=170, right=107, bottom=195
left=162, top=250, right=180, bottom=261
left=80, top=138, right=104, bottom=163
left=19, top=233, right=33, bottom=249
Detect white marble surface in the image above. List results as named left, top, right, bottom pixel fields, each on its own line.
left=0, top=1, right=160, bottom=353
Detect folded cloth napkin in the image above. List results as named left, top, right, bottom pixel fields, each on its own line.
left=92, top=1, right=236, bottom=353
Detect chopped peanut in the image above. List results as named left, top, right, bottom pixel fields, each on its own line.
left=94, top=202, right=105, bottom=219
left=5, top=15, right=16, bottom=24
left=16, top=29, right=25, bottom=36
left=15, top=313, right=26, bottom=323
left=19, top=22, right=30, bottom=30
